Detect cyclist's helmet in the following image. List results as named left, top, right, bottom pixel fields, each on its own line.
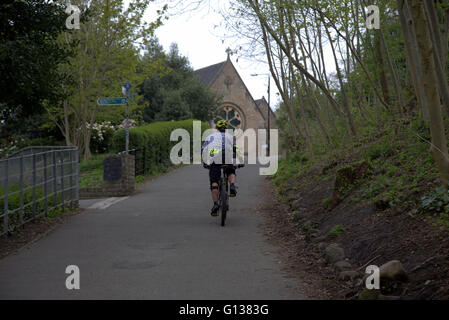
left=216, top=120, right=229, bottom=132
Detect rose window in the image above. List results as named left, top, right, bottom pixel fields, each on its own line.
left=214, top=106, right=244, bottom=130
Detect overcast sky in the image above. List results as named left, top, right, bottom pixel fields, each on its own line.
left=143, top=0, right=282, bottom=109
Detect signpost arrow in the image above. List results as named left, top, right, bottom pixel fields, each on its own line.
left=98, top=83, right=133, bottom=154
left=97, top=97, right=127, bottom=106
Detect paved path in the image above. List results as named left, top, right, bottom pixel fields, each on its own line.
left=0, top=165, right=305, bottom=299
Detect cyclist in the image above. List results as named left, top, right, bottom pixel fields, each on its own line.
left=202, top=120, right=244, bottom=216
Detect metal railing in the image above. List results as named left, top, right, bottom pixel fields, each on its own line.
left=0, top=146, right=79, bottom=236
left=118, top=148, right=148, bottom=177
left=118, top=145, right=173, bottom=177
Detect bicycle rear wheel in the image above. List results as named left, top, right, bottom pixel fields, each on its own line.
left=220, top=182, right=228, bottom=227
left=220, top=206, right=227, bottom=227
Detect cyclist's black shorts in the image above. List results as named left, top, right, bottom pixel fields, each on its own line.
left=209, top=163, right=236, bottom=185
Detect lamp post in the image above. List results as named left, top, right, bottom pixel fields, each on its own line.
left=251, top=73, right=271, bottom=154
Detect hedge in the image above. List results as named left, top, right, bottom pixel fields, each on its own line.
left=111, top=119, right=210, bottom=172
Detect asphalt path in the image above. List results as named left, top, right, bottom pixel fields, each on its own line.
left=0, top=164, right=305, bottom=299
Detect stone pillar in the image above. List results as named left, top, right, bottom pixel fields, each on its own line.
left=103, top=154, right=135, bottom=196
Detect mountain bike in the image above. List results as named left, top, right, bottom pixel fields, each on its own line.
left=218, top=164, right=244, bottom=227
left=204, top=164, right=244, bottom=227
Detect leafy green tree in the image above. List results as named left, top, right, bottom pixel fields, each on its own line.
left=139, top=42, right=219, bottom=123
left=46, top=0, right=164, bottom=159
left=155, top=90, right=192, bottom=121
left=0, top=0, right=76, bottom=138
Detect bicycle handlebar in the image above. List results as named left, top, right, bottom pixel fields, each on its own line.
left=203, top=164, right=245, bottom=169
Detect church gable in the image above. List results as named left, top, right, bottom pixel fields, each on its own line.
left=195, top=58, right=268, bottom=131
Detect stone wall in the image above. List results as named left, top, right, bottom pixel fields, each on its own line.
left=79, top=154, right=135, bottom=199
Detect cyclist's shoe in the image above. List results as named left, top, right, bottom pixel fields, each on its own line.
left=230, top=183, right=237, bottom=197
left=211, top=203, right=220, bottom=216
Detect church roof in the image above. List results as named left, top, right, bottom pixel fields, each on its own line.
left=195, top=58, right=276, bottom=124
left=255, top=98, right=276, bottom=119
left=194, top=61, right=226, bottom=86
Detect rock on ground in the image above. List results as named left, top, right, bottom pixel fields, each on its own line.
left=334, top=260, right=352, bottom=272
left=338, top=270, right=360, bottom=282
left=325, top=243, right=345, bottom=264
left=380, top=260, right=408, bottom=282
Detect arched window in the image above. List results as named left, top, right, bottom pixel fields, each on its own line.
left=213, top=105, right=245, bottom=131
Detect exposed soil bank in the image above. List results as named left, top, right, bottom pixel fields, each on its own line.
left=265, top=160, right=449, bottom=300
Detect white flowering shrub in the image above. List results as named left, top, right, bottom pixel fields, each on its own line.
left=87, top=120, right=136, bottom=154
left=86, top=121, right=118, bottom=154
left=0, top=137, right=27, bottom=158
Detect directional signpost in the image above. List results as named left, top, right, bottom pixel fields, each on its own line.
left=123, top=82, right=131, bottom=154
left=97, top=97, right=127, bottom=106
left=98, top=81, right=132, bottom=154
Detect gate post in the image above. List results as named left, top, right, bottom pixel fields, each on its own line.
left=103, top=154, right=135, bottom=197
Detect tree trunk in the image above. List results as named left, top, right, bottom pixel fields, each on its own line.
left=397, top=0, right=430, bottom=120
left=374, top=32, right=392, bottom=107
left=322, top=21, right=357, bottom=137
left=422, top=0, right=449, bottom=115
left=260, top=23, right=304, bottom=141
left=409, top=0, right=449, bottom=183
left=442, top=5, right=449, bottom=73
left=377, top=27, right=405, bottom=117
left=63, top=99, right=72, bottom=146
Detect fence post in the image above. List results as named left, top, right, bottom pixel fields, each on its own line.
left=149, top=144, right=152, bottom=172
left=143, top=147, right=146, bottom=175
left=133, top=149, right=138, bottom=177
left=53, top=151, right=57, bottom=211
left=19, top=155, right=24, bottom=227
left=32, top=154, right=36, bottom=218
left=43, top=152, right=48, bottom=217
left=74, top=148, right=79, bottom=207
left=69, top=150, right=73, bottom=208
left=60, top=151, right=65, bottom=210
left=3, top=159, right=9, bottom=236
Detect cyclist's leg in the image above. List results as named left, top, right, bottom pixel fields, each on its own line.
left=226, top=165, right=237, bottom=197
left=209, top=164, right=220, bottom=203
left=211, top=183, right=219, bottom=202
left=226, top=165, right=236, bottom=183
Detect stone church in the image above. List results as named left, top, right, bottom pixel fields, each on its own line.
left=195, top=53, right=277, bottom=134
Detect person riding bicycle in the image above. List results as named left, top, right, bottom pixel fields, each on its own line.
left=202, top=120, right=244, bottom=216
